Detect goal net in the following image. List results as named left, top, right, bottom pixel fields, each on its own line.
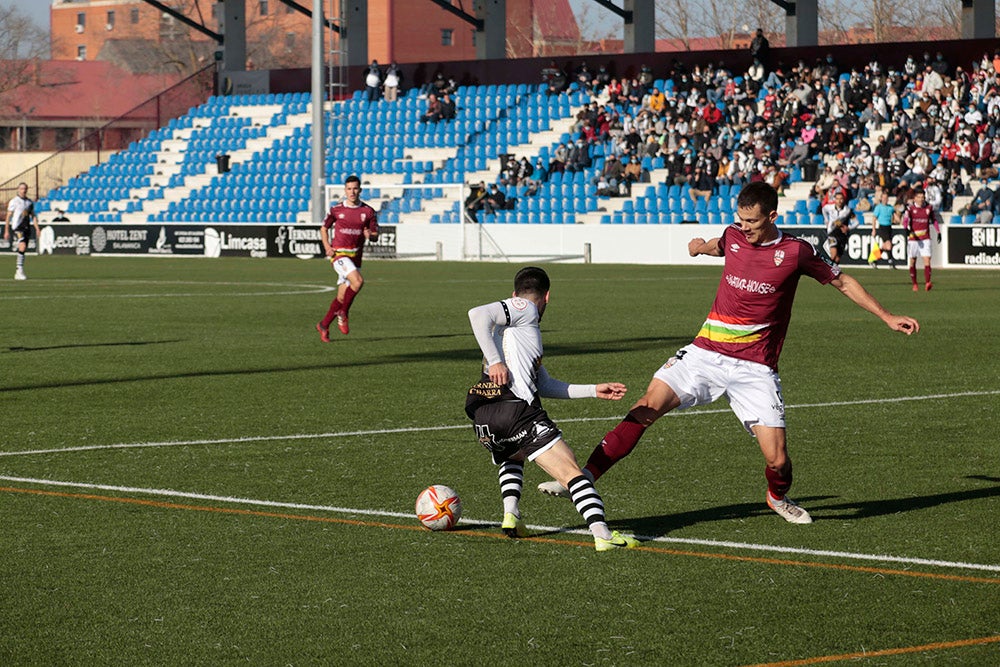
left=325, top=182, right=466, bottom=226
left=323, top=181, right=590, bottom=262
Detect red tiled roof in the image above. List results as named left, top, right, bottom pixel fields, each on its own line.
left=0, top=60, right=184, bottom=122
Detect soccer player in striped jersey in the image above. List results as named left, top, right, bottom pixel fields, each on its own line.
left=316, top=175, right=379, bottom=341
left=4, top=183, right=40, bottom=280
left=539, top=182, right=920, bottom=524
left=465, top=266, right=639, bottom=551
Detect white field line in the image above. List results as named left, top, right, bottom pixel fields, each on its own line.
left=0, top=274, right=702, bottom=302
left=1, top=389, right=997, bottom=459
left=0, top=279, right=334, bottom=300
left=1, top=389, right=998, bottom=574
left=1, top=473, right=997, bottom=574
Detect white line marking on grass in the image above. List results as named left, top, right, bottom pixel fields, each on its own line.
left=0, top=424, right=468, bottom=457
left=2, top=474, right=998, bottom=574
left=0, top=279, right=335, bottom=300
left=1, top=389, right=997, bottom=459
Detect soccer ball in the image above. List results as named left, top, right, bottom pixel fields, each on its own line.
left=415, top=484, right=462, bottom=531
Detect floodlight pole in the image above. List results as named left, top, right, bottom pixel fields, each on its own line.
left=311, top=1, right=326, bottom=223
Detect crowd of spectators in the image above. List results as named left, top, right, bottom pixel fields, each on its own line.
left=534, top=43, right=1000, bottom=219
left=365, top=40, right=1000, bottom=226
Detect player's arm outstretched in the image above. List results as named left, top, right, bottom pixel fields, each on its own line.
left=537, top=365, right=626, bottom=401
left=688, top=236, right=723, bottom=257
left=829, top=273, right=920, bottom=335
left=468, top=302, right=509, bottom=386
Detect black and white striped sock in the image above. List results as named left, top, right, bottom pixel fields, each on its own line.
left=567, top=474, right=611, bottom=539
left=498, top=461, right=523, bottom=517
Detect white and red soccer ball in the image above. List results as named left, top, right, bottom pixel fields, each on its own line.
left=415, top=484, right=462, bottom=531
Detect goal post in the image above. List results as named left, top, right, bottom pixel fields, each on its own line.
left=325, top=182, right=466, bottom=226
left=325, top=181, right=491, bottom=260
left=322, top=181, right=588, bottom=262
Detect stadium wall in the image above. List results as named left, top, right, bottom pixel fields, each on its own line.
left=10, top=222, right=1000, bottom=269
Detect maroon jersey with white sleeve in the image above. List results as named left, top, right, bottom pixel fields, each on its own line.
left=902, top=203, right=939, bottom=240
left=322, top=201, right=379, bottom=261
left=693, top=226, right=841, bottom=371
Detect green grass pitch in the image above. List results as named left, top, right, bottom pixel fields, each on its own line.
left=1, top=256, right=998, bottom=665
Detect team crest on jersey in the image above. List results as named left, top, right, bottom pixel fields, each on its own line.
left=773, top=249, right=785, bottom=266
left=510, top=297, right=529, bottom=310
left=361, top=213, right=367, bottom=221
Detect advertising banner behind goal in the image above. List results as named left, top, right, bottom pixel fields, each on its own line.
left=12, top=224, right=397, bottom=259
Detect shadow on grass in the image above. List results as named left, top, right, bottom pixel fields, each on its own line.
left=812, top=475, right=1000, bottom=519
left=616, top=496, right=835, bottom=537
left=1, top=334, right=692, bottom=392
left=617, top=476, right=1000, bottom=536
left=5, top=340, right=183, bottom=354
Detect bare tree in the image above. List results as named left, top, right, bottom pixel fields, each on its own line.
left=655, top=0, right=783, bottom=51
left=906, top=0, right=962, bottom=40
left=0, top=4, right=51, bottom=98
left=818, top=0, right=963, bottom=45
left=656, top=0, right=696, bottom=50
left=571, top=0, right=620, bottom=53
left=636, top=0, right=980, bottom=52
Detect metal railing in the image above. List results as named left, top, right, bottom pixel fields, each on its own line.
left=0, top=64, right=216, bottom=213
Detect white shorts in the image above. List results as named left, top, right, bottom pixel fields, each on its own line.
left=907, top=238, right=932, bottom=258
left=330, top=256, right=359, bottom=285
left=652, top=344, right=785, bottom=433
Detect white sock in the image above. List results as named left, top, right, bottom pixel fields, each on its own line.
left=591, top=521, right=612, bottom=541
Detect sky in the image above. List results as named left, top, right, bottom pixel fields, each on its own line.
left=8, top=1, right=49, bottom=31
left=569, top=0, right=620, bottom=39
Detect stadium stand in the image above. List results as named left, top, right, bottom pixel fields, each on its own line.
left=34, top=51, right=1000, bottom=226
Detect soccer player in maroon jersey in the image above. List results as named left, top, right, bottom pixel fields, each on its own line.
left=901, top=188, right=942, bottom=291
left=539, top=182, right=920, bottom=524
left=316, top=175, right=379, bottom=341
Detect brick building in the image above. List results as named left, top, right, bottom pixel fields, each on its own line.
left=50, top=0, right=583, bottom=72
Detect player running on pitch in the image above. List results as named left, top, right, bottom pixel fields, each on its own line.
left=316, top=175, right=379, bottom=341
left=539, top=182, right=920, bottom=524
left=4, top=182, right=40, bottom=280
left=465, top=266, right=640, bottom=551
